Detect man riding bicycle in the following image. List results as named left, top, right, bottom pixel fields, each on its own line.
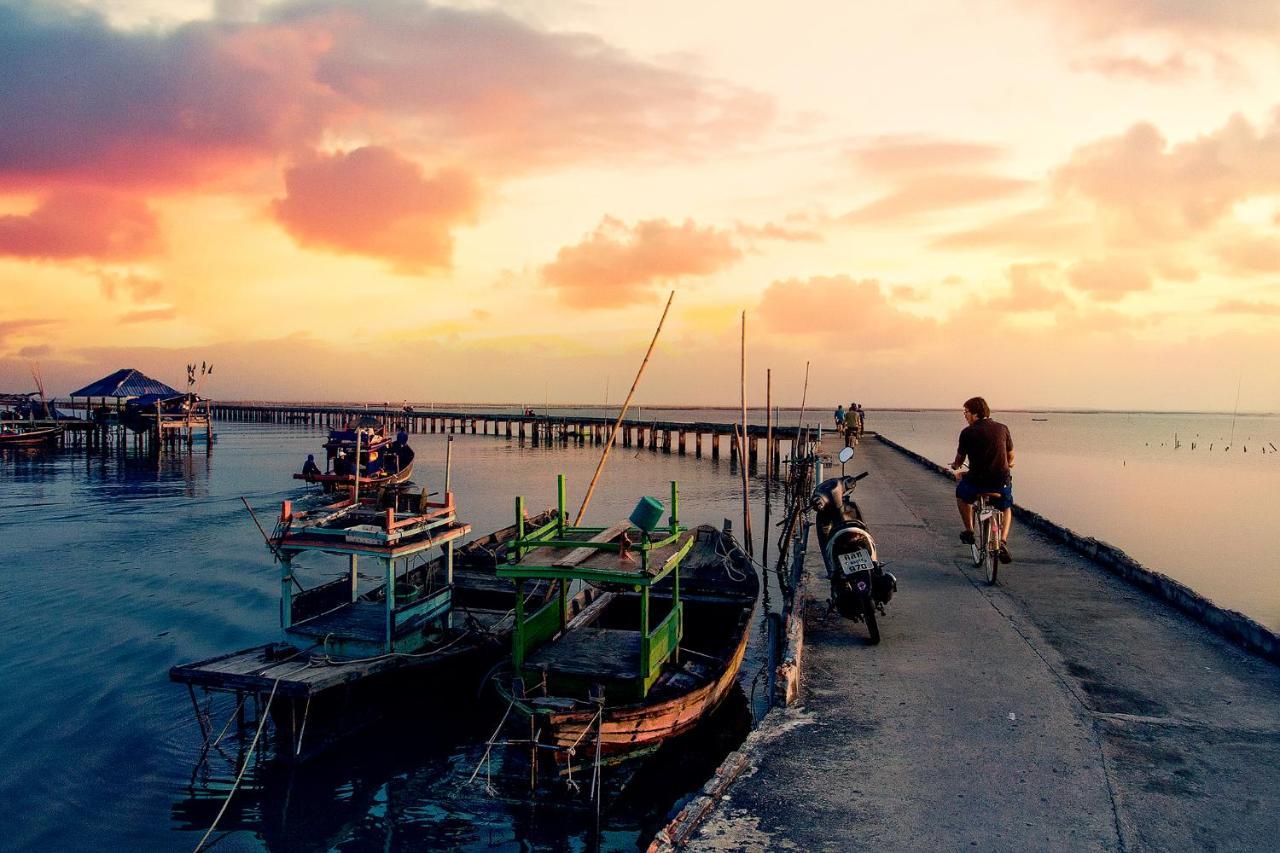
left=950, top=396, right=1014, bottom=563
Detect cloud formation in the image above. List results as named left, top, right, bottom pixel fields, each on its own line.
left=0, top=0, right=770, bottom=190
left=542, top=217, right=742, bottom=308
left=1065, top=257, right=1153, bottom=301
left=119, top=307, right=179, bottom=324
left=846, top=137, right=1003, bottom=175
left=844, top=174, right=1032, bottom=224
left=757, top=275, right=936, bottom=350
left=0, top=191, right=161, bottom=260
left=272, top=146, right=479, bottom=273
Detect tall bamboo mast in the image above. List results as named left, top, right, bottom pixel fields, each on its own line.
left=574, top=291, right=675, bottom=526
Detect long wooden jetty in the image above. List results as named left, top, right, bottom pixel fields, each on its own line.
left=210, top=402, right=808, bottom=467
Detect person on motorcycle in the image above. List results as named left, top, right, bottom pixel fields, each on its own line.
left=843, top=403, right=859, bottom=446
left=950, top=396, right=1015, bottom=562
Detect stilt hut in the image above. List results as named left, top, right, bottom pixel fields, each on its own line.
left=67, top=368, right=211, bottom=451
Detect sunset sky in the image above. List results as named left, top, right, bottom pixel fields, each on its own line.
left=2, top=0, right=1279, bottom=412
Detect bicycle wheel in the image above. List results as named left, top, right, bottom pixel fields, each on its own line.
left=985, top=518, right=999, bottom=585
left=971, top=514, right=986, bottom=568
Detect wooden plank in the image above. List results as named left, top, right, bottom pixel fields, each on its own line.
left=527, top=627, right=641, bottom=680
left=552, top=521, right=632, bottom=567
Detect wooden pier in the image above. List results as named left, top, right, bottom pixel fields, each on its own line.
left=209, top=403, right=812, bottom=469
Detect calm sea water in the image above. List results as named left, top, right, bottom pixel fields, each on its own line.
left=0, top=423, right=783, bottom=853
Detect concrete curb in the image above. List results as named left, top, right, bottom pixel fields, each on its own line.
left=875, top=433, right=1280, bottom=666
left=647, top=744, right=753, bottom=852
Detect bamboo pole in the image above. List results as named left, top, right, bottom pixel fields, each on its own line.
left=739, top=312, right=754, bottom=557
left=734, top=425, right=754, bottom=557
left=573, top=291, right=675, bottom=526
left=794, top=359, right=811, bottom=454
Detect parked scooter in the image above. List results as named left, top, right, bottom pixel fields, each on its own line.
left=810, top=446, right=897, bottom=644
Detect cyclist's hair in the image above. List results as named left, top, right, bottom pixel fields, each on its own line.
left=964, top=397, right=990, bottom=418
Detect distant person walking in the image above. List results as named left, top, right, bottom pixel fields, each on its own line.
left=834, top=404, right=846, bottom=431
left=950, top=397, right=1015, bottom=562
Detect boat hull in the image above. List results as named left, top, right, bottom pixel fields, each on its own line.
left=534, top=615, right=751, bottom=754
left=0, top=425, right=62, bottom=446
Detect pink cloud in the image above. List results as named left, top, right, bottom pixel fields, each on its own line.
left=272, top=146, right=479, bottom=273
left=542, top=217, right=742, bottom=308
left=1053, top=115, right=1280, bottom=240
left=0, top=2, right=771, bottom=191
left=1026, top=0, right=1280, bottom=40
left=843, top=174, right=1032, bottom=224
left=0, top=191, right=161, bottom=260
left=0, top=318, right=57, bottom=349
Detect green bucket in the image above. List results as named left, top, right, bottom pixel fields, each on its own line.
left=629, top=496, right=665, bottom=532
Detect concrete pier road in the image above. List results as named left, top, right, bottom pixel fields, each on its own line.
left=687, top=439, right=1280, bottom=852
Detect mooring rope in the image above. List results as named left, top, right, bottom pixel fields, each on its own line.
left=193, top=677, right=281, bottom=852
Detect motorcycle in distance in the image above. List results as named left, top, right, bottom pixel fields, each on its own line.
left=811, top=446, right=897, bottom=644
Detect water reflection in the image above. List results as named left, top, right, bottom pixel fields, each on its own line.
left=171, top=687, right=752, bottom=851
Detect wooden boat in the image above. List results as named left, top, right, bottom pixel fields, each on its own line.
left=295, top=419, right=414, bottom=493
left=170, top=484, right=574, bottom=761
left=0, top=424, right=63, bottom=446
left=492, top=477, right=758, bottom=763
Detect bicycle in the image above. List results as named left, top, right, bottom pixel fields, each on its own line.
left=970, top=492, right=1005, bottom=585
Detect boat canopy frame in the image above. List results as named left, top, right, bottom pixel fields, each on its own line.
left=499, top=476, right=692, bottom=696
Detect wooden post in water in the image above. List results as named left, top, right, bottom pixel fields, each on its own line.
left=573, top=291, right=674, bottom=526
left=766, top=369, right=773, bottom=482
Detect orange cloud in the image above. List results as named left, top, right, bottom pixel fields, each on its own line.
left=98, top=271, right=164, bottom=302
left=734, top=221, right=823, bottom=243
left=990, top=263, right=1071, bottom=311
left=843, top=174, right=1032, bottom=224
left=1065, top=257, right=1152, bottom=301
left=1213, top=299, right=1280, bottom=316
left=757, top=275, right=936, bottom=350
left=0, top=191, right=161, bottom=260
left=931, top=207, right=1090, bottom=253
left=542, top=217, right=741, bottom=308
left=846, top=137, right=1003, bottom=175
left=1215, top=234, right=1280, bottom=274
left=0, top=317, right=58, bottom=350
left=119, top=307, right=179, bottom=324
left=272, top=147, right=479, bottom=273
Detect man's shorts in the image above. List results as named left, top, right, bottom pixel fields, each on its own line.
left=956, top=477, right=1012, bottom=510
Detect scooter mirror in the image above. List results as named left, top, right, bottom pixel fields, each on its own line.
left=838, top=446, right=855, bottom=463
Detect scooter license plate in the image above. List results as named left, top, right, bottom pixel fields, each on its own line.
left=838, top=550, right=874, bottom=574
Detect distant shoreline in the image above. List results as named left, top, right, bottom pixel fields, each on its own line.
left=210, top=401, right=1279, bottom=418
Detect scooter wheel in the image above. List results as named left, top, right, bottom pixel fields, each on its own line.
left=862, top=598, right=880, bottom=645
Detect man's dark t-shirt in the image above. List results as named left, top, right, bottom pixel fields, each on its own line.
left=957, top=418, right=1013, bottom=489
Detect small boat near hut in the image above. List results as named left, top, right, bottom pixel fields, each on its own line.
left=296, top=417, right=414, bottom=493
left=0, top=423, right=63, bottom=447
left=170, top=478, right=572, bottom=761
left=491, top=477, right=758, bottom=766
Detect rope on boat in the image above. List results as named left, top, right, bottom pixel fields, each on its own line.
left=467, top=695, right=517, bottom=796
left=193, top=677, right=280, bottom=852
left=562, top=706, right=603, bottom=794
